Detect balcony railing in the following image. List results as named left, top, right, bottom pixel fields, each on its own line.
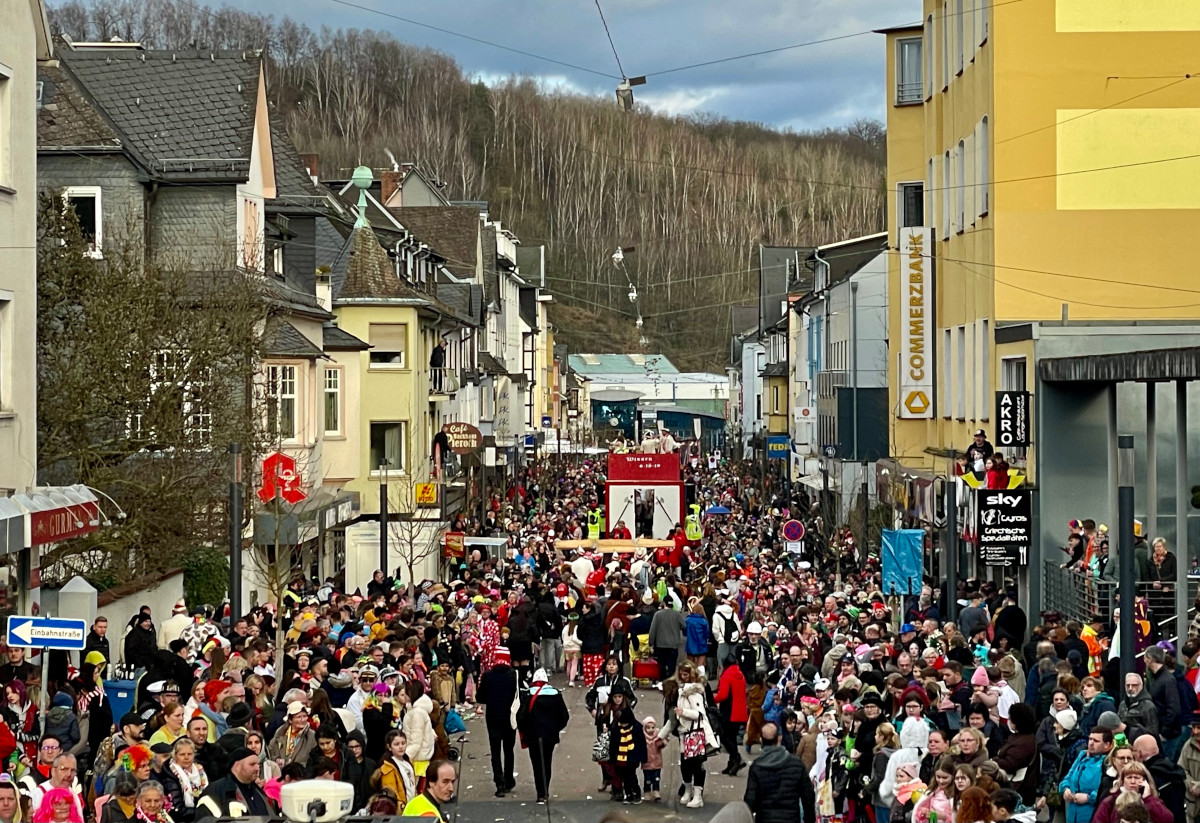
left=897, top=81, right=923, bottom=104
left=1042, top=560, right=1198, bottom=642
left=429, top=367, right=459, bottom=396
left=817, top=370, right=849, bottom=399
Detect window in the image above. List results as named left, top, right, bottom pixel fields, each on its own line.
left=966, top=322, right=975, bottom=419
left=942, top=328, right=952, bottom=417
left=370, top=421, right=406, bottom=474
left=897, top=37, right=923, bottom=104
left=942, top=151, right=951, bottom=239
left=324, top=368, right=342, bottom=435
left=956, top=0, right=965, bottom=74
left=926, top=159, right=934, bottom=225
left=0, top=64, right=11, bottom=190
left=956, top=326, right=967, bottom=419
left=979, top=116, right=990, bottom=216
left=942, top=3, right=950, bottom=90
left=64, top=186, right=102, bottom=257
left=267, top=364, right=298, bottom=441
left=272, top=244, right=284, bottom=276
left=965, top=132, right=976, bottom=227
left=956, top=140, right=966, bottom=233
left=979, top=319, right=990, bottom=420
left=980, top=0, right=988, bottom=45
left=925, top=15, right=934, bottom=99
left=772, top=385, right=780, bottom=414
left=369, top=323, right=407, bottom=368
left=898, top=182, right=924, bottom=228
left=1002, top=356, right=1027, bottom=392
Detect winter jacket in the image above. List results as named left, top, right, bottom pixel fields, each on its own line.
left=1091, top=789, right=1172, bottom=823
left=516, top=683, right=570, bottom=744
left=1059, top=751, right=1106, bottom=823
left=658, top=682, right=717, bottom=751
left=267, top=725, right=317, bottom=766
left=714, top=664, right=748, bottom=723
left=762, top=688, right=786, bottom=726
left=1145, top=665, right=1182, bottom=737
left=1182, top=735, right=1200, bottom=822
left=373, top=756, right=416, bottom=807
left=994, top=732, right=1039, bottom=804
left=912, top=786, right=952, bottom=823
left=744, top=744, right=816, bottom=823
left=43, top=705, right=81, bottom=751
left=1144, top=754, right=1188, bottom=823
left=869, top=746, right=896, bottom=807
left=712, top=604, right=740, bottom=645
left=577, top=609, right=606, bottom=655
left=648, top=608, right=687, bottom=651
left=1079, top=692, right=1116, bottom=737
left=685, top=613, right=710, bottom=656
left=1119, top=688, right=1161, bottom=738
left=403, top=694, right=436, bottom=762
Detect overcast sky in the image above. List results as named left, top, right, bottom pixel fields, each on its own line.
left=233, top=0, right=923, bottom=132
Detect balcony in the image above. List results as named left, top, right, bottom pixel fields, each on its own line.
left=817, top=370, right=848, bottom=399
left=429, top=367, right=459, bottom=399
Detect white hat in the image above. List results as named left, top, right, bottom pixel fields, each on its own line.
left=146, top=681, right=166, bottom=694
left=642, top=591, right=655, bottom=605
left=172, top=600, right=187, bottom=615
left=531, top=668, right=549, bottom=684
left=747, top=621, right=763, bottom=634
left=1055, top=708, right=1078, bottom=731
left=286, top=701, right=308, bottom=717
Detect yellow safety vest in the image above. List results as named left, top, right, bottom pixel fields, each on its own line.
left=402, top=793, right=448, bottom=823
left=588, top=510, right=601, bottom=539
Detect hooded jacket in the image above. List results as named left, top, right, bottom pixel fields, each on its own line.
left=712, top=604, right=740, bottom=645
left=516, top=682, right=570, bottom=744
left=1079, top=691, right=1116, bottom=738
left=685, top=612, right=710, bottom=656
left=658, top=682, right=717, bottom=750
left=1059, top=751, right=1106, bottom=823
left=714, top=664, right=748, bottom=723
left=404, top=694, right=436, bottom=762
left=744, top=744, right=816, bottom=823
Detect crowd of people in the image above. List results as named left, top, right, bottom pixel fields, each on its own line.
left=0, top=451, right=1193, bottom=823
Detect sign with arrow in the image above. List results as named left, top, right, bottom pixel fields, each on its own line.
left=7, top=616, right=87, bottom=650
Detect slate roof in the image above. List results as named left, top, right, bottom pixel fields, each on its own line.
left=761, top=362, right=789, bottom=377
left=59, top=45, right=260, bottom=181
left=477, top=351, right=510, bottom=375
left=322, top=323, right=370, bottom=351
left=385, top=206, right=482, bottom=280
left=265, top=320, right=325, bottom=359
left=569, top=354, right=679, bottom=374
left=36, top=63, right=122, bottom=150
left=805, top=233, right=888, bottom=287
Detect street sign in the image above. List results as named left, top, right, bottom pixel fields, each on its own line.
left=996, top=391, right=1031, bottom=448
left=541, top=415, right=552, bottom=429
left=258, top=451, right=307, bottom=505
left=782, top=519, right=806, bottom=542
left=975, top=488, right=1032, bottom=567
left=822, top=445, right=838, bottom=458
left=786, top=541, right=803, bottom=555
left=7, top=616, right=87, bottom=650
left=414, top=483, right=439, bottom=507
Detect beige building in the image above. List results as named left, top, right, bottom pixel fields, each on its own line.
left=0, top=0, right=50, bottom=498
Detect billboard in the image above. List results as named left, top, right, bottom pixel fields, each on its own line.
left=898, top=228, right=934, bottom=419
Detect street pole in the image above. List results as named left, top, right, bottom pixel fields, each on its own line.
left=228, top=443, right=243, bottom=620
left=850, top=281, right=859, bottom=464
left=945, top=478, right=959, bottom=622
left=38, top=617, right=48, bottom=726
left=1176, top=382, right=1189, bottom=641
left=861, top=460, right=869, bottom=551
left=1119, top=435, right=1136, bottom=678
left=379, top=458, right=389, bottom=578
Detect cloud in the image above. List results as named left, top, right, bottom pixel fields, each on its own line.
left=227, top=0, right=923, bottom=128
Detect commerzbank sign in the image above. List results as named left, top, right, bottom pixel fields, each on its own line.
left=898, top=228, right=934, bottom=419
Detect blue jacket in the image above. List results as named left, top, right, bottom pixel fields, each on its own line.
left=1059, top=751, right=1105, bottom=823
left=685, top=613, right=710, bottom=657
left=1078, top=692, right=1116, bottom=737
left=763, top=688, right=785, bottom=725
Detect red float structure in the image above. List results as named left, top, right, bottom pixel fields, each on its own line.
left=605, top=453, right=684, bottom=539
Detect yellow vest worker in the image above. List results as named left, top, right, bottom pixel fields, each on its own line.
left=402, top=792, right=448, bottom=823
left=587, top=509, right=601, bottom=539
left=685, top=504, right=703, bottom=541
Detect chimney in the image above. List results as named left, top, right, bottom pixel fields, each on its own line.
left=299, top=153, right=320, bottom=183
left=381, top=170, right=403, bottom=207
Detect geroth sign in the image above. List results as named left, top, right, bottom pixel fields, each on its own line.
left=975, top=488, right=1032, bottom=567
left=995, top=391, right=1031, bottom=448
left=441, top=422, right=482, bottom=454
left=898, top=228, right=934, bottom=419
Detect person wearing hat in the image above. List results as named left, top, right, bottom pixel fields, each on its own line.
left=476, top=646, right=519, bottom=797
left=123, top=612, right=158, bottom=671
left=516, top=668, right=570, bottom=804
left=266, top=701, right=317, bottom=767
left=160, top=601, right=191, bottom=652
left=965, top=429, right=994, bottom=472
left=194, top=746, right=272, bottom=820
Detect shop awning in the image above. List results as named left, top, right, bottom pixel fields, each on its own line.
left=11, top=485, right=101, bottom=549
left=798, top=473, right=839, bottom=492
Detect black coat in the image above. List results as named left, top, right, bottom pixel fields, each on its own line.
left=477, top=665, right=519, bottom=732
left=195, top=775, right=272, bottom=820
left=745, top=745, right=816, bottom=823
left=84, top=630, right=111, bottom=664
left=517, top=685, right=570, bottom=744
left=124, top=625, right=158, bottom=669
left=578, top=610, right=606, bottom=655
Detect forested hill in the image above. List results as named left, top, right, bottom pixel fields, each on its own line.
left=50, top=0, right=887, bottom=370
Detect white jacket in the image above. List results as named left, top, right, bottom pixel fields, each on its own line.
left=562, top=624, right=582, bottom=653
left=711, top=604, right=740, bottom=645
left=404, top=694, right=436, bottom=762
left=658, top=682, right=718, bottom=749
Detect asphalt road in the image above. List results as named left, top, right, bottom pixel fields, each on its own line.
left=447, top=674, right=752, bottom=823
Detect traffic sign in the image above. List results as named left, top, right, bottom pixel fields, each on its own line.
left=782, top=519, right=806, bottom=542
left=542, top=415, right=552, bottom=429
left=258, top=451, right=307, bottom=505
left=7, top=616, right=87, bottom=650
left=822, top=445, right=838, bottom=458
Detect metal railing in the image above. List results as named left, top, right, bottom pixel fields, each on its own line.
left=817, top=370, right=848, bottom=399
left=429, top=367, right=460, bottom=396
left=1042, top=560, right=1198, bottom=641
left=897, top=81, right=924, bottom=104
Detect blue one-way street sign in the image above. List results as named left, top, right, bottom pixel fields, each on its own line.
left=6, top=616, right=87, bottom=650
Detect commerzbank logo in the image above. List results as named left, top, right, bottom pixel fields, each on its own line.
left=903, top=391, right=930, bottom=416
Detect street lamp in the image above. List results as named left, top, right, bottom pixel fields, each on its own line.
left=1118, top=435, right=1136, bottom=678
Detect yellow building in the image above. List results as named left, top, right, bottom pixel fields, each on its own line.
left=882, top=3, right=1200, bottom=599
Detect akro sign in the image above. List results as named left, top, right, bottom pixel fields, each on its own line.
left=898, top=228, right=934, bottom=419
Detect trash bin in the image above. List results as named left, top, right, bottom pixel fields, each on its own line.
left=104, top=679, right=138, bottom=721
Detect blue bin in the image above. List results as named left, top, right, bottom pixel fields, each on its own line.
left=104, top=679, right=138, bottom=720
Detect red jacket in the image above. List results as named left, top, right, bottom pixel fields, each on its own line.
left=714, top=663, right=748, bottom=723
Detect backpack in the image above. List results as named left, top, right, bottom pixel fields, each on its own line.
left=721, top=613, right=739, bottom=645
